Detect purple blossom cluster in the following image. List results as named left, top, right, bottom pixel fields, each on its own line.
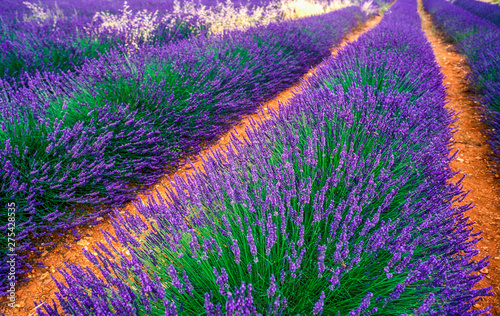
left=33, top=0, right=492, bottom=314
left=0, top=6, right=369, bottom=296
left=422, top=0, right=500, bottom=173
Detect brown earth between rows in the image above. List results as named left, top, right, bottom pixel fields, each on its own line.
left=0, top=13, right=385, bottom=316
left=419, top=1, right=500, bottom=314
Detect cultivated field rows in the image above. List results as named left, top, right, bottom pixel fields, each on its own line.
left=1, top=0, right=499, bottom=314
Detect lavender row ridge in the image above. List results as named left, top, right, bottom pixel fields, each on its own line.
left=0, top=6, right=371, bottom=296
left=0, top=1, right=209, bottom=81
left=36, top=0, right=491, bottom=314
left=422, top=0, right=500, bottom=174
left=451, top=0, right=500, bottom=27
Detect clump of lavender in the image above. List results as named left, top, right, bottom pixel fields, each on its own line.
left=0, top=6, right=369, bottom=295
left=35, top=0, right=491, bottom=314
left=451, top=0, right=500, bottom=27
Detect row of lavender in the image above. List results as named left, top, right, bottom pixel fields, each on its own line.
left=0, top=0, right=268, bottom=17
left=423, top=0, right=500, bottom=173
left=0, top=0, right=385, bottom=83
left=36, top=0, right=491, bottom=314
left=0, top=7, right=369, bottom=296
left=0, top=0, right=280, bottom=81
left=452, top=0, right=500, bottom=27
left=0, top=2, right=198, bottom=80
left=0, top=0, right=288, bottom=81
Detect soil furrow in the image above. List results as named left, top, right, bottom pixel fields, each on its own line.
left=418, top=1, right=500, bottom=314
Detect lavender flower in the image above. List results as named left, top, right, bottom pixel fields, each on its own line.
left=267, top=274, right=277, bottom=297
left=312, top=291, right=325, bottom=315
left=317, top=245, right=327, bottom=277
left=213, top=267, right=229, bottom=296
left=229, top=238, right=240, bottom=264
left=247, top=226, right=258, bottom=257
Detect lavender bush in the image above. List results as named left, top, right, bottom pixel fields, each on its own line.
left=36, top=0, right=491, bottom=314
left=452, top=0, right=500, bottom=27
left=0, top=6, right=368, bottom=296
left=423, top=0, right=500, bottom=174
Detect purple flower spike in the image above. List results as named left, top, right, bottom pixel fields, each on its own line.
left=267, top=274, right=277, bottom=297
left=312, top=291, right=325, bottom=315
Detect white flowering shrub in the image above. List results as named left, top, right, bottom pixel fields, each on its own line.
left=197, top=0, right=283, bottom=33
left=361, top=0, right=378, bottom=15
left=22, top=1, right=64, bottom=25
left=280, top=0, right=357, bottom=19
left=90, top=0, right=370, bottom=44
left=92, top=1, right=160, bottom=48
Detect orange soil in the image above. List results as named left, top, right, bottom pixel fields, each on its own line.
left=419, top=1, right=500, bottom=314
left=0, top=14, right=385, bottom=316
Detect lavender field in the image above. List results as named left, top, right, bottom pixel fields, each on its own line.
left=1, top=0, right=499, bottom=314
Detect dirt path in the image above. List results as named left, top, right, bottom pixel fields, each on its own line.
left=418, top=1, right=500, bottom=314
left=0, top=13, right=385, bottom=316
